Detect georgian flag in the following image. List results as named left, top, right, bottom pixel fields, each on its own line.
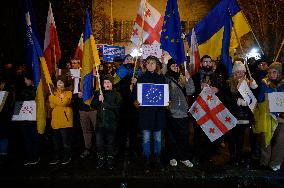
left=130, top=0, right=163, bottom=46
left=189, top=87, right=237, bottom=142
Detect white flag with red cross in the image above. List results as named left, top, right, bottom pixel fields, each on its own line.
left=189, top=87, right=238, bottom=142
left=130, top=0, right=163, bottom=46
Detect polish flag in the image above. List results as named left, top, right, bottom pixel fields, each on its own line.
left=130, top=0, right=163, bottom=46
left=189, top=87, right=238, bottom=142
left=43, top=2, right=61, bottom=76
left=189, top=28, right=200, bottom=75
left=73, top=33, right=84, bottom=65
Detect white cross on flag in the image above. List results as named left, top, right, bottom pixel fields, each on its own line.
left=189, top=87, right=237, bottom=142
left=130, top=0, right=163, bottom=46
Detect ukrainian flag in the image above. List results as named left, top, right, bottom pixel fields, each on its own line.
left=113, top=65, right=141, bottom=85
left=25, top=0, right=53, bottom=134
left=186, top=0, right=250, bottom=59
left=81, top=10, right=101, bottom=105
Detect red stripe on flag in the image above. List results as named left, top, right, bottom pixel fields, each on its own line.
left=196, top=96, right=228, bottom=134
left=135, top=15, right=163, bottom=44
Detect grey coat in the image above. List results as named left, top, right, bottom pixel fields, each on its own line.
left=166, top=75, right=195, bottom=118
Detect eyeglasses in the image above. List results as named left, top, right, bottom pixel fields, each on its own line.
left=202, top=61, right=212, bottom=64
left=259, top=63, right=268, bottom=66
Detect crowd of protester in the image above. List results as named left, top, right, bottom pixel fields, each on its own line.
left=0, top=54, right=283, bottom=174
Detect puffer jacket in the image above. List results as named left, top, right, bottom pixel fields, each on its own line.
left=49, top=90, right=73, bottom=129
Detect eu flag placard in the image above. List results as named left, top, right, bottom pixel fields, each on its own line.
left=137, top=83, right=169, bottom=106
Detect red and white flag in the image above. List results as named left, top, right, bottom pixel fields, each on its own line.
left=189, top=28, right=200, bottom=75
left=189, top=87, right=237, bottom=142
left=130, top=0, right=163, bottom=46
left=73, top=33, right=84, bottom=65
left=43, top=2, right=61, bottom=76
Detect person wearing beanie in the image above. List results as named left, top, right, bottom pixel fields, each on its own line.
left=91, top=74, right=121, bottom=171
left=48, top=76, right=73, bottom=165
left=165, top=58, right=195, bottom=168
left=113, top=54, right=141, bottom=161
left=254, top=61, right=284, bottom=172
left=223, top=60, right=258, bottom=167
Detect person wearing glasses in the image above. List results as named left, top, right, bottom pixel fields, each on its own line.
left=191, top=55, right=225, bottom=166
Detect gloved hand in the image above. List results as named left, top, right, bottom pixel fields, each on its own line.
left=237, top=98, right=247, bottom=106
left=249, top=79, right=258, bottom=89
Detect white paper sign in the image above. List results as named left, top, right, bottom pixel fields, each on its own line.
left=268, top=92, right=284, bottom=112
left=238, top=79, right=257, bottom=112
left=137, top=83, right=169, bottom=106
left=69, top=69, right=81, bottom=94
left=12, top=101, right=36, bottom=121
left=0, top=91, right=8, bottom=112
left=142, top=44, right=162, bottom=59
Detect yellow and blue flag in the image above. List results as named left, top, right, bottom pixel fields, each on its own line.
left=221, top=10, right=233, bottom=77
left=160, top=0, right=185, bottom=65
left=81, top=9, right=101, bottom=105
left=24, top=0, right=53, bottom=134
left=186, top=0, right=250, bottom=59
left=113, top=64, right=141, bottom=85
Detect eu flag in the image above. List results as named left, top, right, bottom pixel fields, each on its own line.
left=160, top=0, right=185, bottom=65
left=137, top=83, right=169, bottom=106
left=142, top=84, right=165, bottom=106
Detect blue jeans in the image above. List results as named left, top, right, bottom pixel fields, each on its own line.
left=142, top=130, right=161, bottom=158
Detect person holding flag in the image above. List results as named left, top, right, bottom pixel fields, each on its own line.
left=191, top=55, right=225, bottom=165
left=48, top=76, right=73, bottom=165
left=78, top=9, right=101, bottom=160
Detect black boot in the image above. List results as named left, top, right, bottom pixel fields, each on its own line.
left=154, top=155, right=164, bottom=172
left=96, top=153, right=105, bottom=169
left=106, top=155, right=114, bottom=170
left=144, top=156, right=151, bottom=174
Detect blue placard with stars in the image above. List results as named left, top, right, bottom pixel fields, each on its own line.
left=138, top=83, right=169, bottom=106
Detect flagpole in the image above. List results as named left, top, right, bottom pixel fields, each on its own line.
left=110, top=0, right=114, bottom=45
left=53, top=44, right=57, bottom=75
left=228, top=8, right=252, bottom=80
left=273, top=38, right=284, bottom=63
left=130, top=0, right=147, bottom=91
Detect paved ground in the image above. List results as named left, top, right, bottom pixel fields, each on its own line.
left=1, top=153, right=284, bottom=188
left=1, top=125, right=284, bottom=188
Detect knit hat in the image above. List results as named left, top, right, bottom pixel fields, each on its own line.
left=232, top=61, right=246, bottom=73
left=269, top=62, right=282, bottom=75
left=102, top=74, right=114, bottom=84
left=167, top=58, right=176, bottom=71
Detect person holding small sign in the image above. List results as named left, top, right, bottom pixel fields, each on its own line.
left=254, top=62, right=284, bottom=172
left=133, top=55, right=167, bottom=173
left=223, top=59, right=258, bottom=167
